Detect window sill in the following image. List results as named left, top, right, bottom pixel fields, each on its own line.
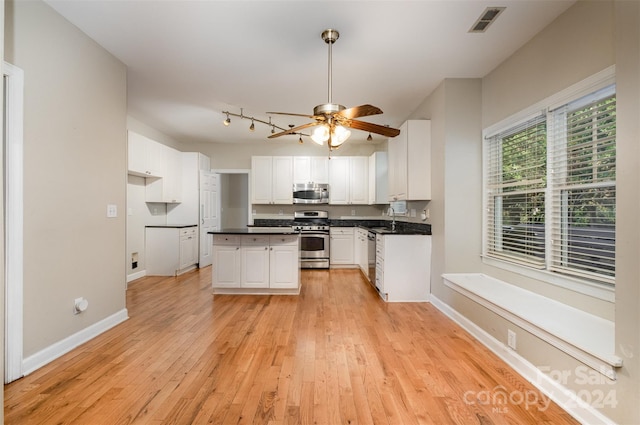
left=442, top=273, right=622, bottom=380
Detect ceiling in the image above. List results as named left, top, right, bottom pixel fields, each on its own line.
left=45, top=0, right=575, bottom=146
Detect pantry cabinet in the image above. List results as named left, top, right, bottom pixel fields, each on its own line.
left=388, top=120, right=431, bottom=201
left=251, top=156, right=293, bottom=204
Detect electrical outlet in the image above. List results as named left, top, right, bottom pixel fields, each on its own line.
left=507, top=329, right=517, bottom=350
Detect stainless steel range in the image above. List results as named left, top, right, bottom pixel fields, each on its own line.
left=293, top=210, right=330, bottom=269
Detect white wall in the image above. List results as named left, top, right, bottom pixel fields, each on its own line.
left=419, top=1, right=639, bottom=423
left=5, top=0, right=127, bottom=357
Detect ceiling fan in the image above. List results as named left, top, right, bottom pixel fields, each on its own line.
left=267, top=29, right=401, bottom=151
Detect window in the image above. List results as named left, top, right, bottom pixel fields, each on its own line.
left=484, top=85, right=616, bottom=285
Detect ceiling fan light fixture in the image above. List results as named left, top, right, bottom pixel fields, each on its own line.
left=330, top=125, right=350, bottom=147
left=367, top=133, right=373, bottom=141
left=311, top=125, right=330, bottom=145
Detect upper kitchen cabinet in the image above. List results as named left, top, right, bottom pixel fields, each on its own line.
left=128, top=131, right=163, bottom=177
left=369, top=152, right=388, bottom=204
left=251, top=156, right=293, bottom=204
left=328, top=156, right=368, bottom=205
left=146, top=146, right=182, bottom=203
left=388, top=120, right=431, bottom=201
left=293, top=156, right=329, bottom=184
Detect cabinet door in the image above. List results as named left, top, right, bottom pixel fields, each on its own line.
left=241, top=244, right=270, bottom=288
left=271, top=156, right=293, bottom=204
left=310, top=157, right=329, bottom=183
left=212, top=245, right=241, bottom=287
left=269, top=236, right=299, bottom=289
left=293, top=157, right=311, bottom=184
left=251, top=156, right=273, bottom=204
left=329, top=157, right=350, bottom=204
left=349, top=157, right=368, bottom=204
left=330, top=228, right=354, bottom=265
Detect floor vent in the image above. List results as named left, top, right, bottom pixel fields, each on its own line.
left=469, top=7, right=506, bottom=33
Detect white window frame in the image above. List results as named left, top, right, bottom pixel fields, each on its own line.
left=482, top=66, right=616, bottom=301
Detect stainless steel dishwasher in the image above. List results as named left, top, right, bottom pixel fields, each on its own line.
left=367, top=231, right=376, bottom=284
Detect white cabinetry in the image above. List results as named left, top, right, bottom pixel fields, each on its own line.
left=146, top=226, right=198, bottom=276
left=179, top=227, right=198, bottom=270
left=369, top=152, right=388, bottom=204
left=146, top=147, right=182, bottom=203
left=355, top=228, right=368, bottom=276
left=128, top=131, right=183, bottom=203
left=388, top=120, right=431, bottom=201
left=212, top=235, right=242, bottom=287
left=241, top=236, right=270, bottom=288
left=128, top=131, right=163, bottom=177
left=330, top=227, right=355, bottom=266
left=328, top=156, right=368, bottom=205
left=269, top=235, right=300, bottom=289
left=212, top=233, right=300, bottom=292
left=375, top=234, right=431, bottom=301
left=251, top=156, right=293, bottom=204
left=293, top=156, right=329, bottom=184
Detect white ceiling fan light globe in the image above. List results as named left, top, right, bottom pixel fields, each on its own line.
left=311, top=125, right=329, bottom=145
left=330, top=125, right=351, bottom=147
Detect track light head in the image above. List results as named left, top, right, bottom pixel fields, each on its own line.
left=223, top=112, right=231, bottom=126
left=249, top=119, right=255, bottom=132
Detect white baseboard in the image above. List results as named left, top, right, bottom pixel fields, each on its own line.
left=429, top=294, right=616, bottom=425
left=127, top=270, right=146, bottom=283
left=22, top=308, right=129, bottom=376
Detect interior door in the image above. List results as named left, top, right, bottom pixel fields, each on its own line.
left=199, top=171, right=220, bottom=267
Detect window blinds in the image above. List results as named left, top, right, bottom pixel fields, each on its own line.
left=484, top=85, right=616, bottom=285
left=485, top=115, right=547, bottom=268
left=548, top=91, right=616, bottom=284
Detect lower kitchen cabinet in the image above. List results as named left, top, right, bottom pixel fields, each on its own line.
left=212, top=233, right=300, bottom=293
left=375, top=234, right=431, bottom=302
left=211, top=235, right=241, bottom=287
left=329, top=227, right=354, bottom=266
left=146, top=225, right=199, bottom=276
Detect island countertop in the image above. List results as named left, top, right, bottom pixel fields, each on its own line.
left=208, top=227, right=298, bottom=235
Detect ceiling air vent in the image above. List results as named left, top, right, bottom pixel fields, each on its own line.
left=469, top=7, right=506, bottom=33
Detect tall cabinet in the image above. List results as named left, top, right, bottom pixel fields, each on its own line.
left=388, top=120, right=431, bottom=201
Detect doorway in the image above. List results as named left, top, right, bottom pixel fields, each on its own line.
left=216, top=170, right=250, bottom=229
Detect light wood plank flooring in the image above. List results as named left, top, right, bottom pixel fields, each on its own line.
left=5, top=268, right=578, bottom=424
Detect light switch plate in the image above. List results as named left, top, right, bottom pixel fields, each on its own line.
left=107, top=204, right=118, bottom=218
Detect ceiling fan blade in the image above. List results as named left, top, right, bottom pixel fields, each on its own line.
left=344, top=119, right=401, bottom=138
left=268, top=122, right=319, bottom=139
left=266, top=111, right=318, bottom=119
left=336, top=104, right=383, bottom=120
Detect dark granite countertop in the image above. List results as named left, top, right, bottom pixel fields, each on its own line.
left=209, top=228, right=298, bottom=235
left=252, top=218, right=431, bottom=235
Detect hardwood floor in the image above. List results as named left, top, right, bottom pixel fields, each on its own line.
left=5, top=268, right=578, bottom=424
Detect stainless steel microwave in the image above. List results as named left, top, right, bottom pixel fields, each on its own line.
left=292, top=183, right=329, bottom=204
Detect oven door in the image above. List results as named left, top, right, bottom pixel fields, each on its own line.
left=299, top=232, right=330, bottom=268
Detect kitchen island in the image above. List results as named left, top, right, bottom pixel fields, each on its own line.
left=209, top=228, right=300, bottom=295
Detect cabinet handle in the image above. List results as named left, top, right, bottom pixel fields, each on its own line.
left=265, top=247, right=268, bottom=250
left=236, top=247, right=239, bottom=250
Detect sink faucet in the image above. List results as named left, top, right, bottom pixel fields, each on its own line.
left=389, top=206, right=396, bottom=232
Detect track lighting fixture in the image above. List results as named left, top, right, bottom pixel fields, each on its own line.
left=221, top=109, right=310, bottom=139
